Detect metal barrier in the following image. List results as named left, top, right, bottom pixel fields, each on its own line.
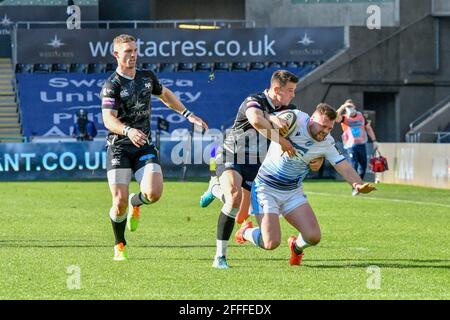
left=406, top=131, right=450, bottom=143
left=13, top=19, right=256, bottom=30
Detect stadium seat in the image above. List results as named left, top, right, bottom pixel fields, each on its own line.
left=87, top=63, right=106, bottom=74
left=105, top=63, right=116, bottom=72
left=15, top=64, right=33, bottom=73
left=141, top=63, right=160, bottom=72
left=33, top=63, right=51, bottom=73
left=286, top=62, right=299, bottom=69
left=178, top=62, right=195, bottom=72
left=70, top=63, right=88, bottom=73
left=268, top=62, right=283, bottom=69
left=250, top=62, right=266, bottom=71
left=160, top=63, right=177, bottom=72
left=52, top=64, right=69, bottom=73
left=196, top=62, right=213, bottom=72
left=232, top=62, right=249, bottom=72
left=214, top=62, right=231, bottom=72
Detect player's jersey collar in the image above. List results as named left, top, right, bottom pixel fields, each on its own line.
left=116, top=68, right=135, bottom=80
left=263, top=90, right=277, bottom=111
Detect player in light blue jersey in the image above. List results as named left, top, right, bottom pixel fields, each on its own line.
left=235, top=103, right=376, bottom=266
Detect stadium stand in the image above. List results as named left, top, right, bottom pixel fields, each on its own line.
left=33, top=63, right=51, bottom=73
left=52, top=63, right=69, bottom=73
left=69, top=63, right=88, bottom=73
left=141, top=63, right=160, bottom=72
left=214, top=62, right=231, bottom=72
left=160, top=63, right=177, bottom=72
left=1, top=0, right=97, bottom=4
left=87, top=63, right=106, bottom=74
left=0, top=58, right=22, bottom=143
left=232, top=62, right=249, bottom=72
left=177, top=62, right=195, bottom=72
left=195, top=62, right=213, bottom=72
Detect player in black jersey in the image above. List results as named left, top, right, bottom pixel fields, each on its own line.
left=211, top=70, right=299, bottom=269
left=101, top=34, right=208, bottom=261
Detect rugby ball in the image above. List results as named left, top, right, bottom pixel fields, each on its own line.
left=276, top=110, right=297, bottom=137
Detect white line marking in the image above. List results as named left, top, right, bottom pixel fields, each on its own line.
left=307, top=191, right=450, bottom=208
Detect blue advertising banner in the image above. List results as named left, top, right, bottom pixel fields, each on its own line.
left=0, top=139, right=213, bottom=181
left=16, top=70, right=289, bottom=139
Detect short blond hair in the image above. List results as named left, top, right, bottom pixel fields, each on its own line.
left=113, top=34, right=136, bottom=48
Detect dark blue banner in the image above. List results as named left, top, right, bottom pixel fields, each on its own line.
left=14, top=27, right=344, bottom=63
left=16, top=70, right=293, bottom=139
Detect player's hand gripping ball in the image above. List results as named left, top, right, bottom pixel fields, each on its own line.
left=276, top=110, right=297, bottom=137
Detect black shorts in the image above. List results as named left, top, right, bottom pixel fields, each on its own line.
left=215, top=150, right=260, bottom=191
left=106, top=143, right=160, bottom=173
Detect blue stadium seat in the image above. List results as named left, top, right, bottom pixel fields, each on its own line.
left=214, top=62, right=231, bottom=72
left=15, top=64, right=33, bottom=73
left=160, top=63, right=177, bottom=72
left=178, top=62, right=195, bottom=72
left=250, top=62, right=266, bottom=71
left=286, top=61, right=299, bottom=69
left=33, top=63, right=51, bottom=73
left=232, top=62, right=249, bottom=72
left=105, top=63, right=116, bottom=72
left=70, top=63, right=88, bottom=73
left=196, top=62, right=213, bottom=72
left=52, top=64, right=69, bottom=73
left=87, top=63, right=106, bottom=74
left=268, top=62, right=283, bottom=69
left=141, top=63, right=160, bottom=72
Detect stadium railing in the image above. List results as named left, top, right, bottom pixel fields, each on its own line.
left=13, top=19, right=255, bottom=30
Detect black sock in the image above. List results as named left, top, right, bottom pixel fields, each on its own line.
left=293, top=243, right=303, bottom=255
left=131, top=192, right=150, bottom=207
left=111, top=218, right=127, bottom=245
left=216, top=211, right=236, bottom=240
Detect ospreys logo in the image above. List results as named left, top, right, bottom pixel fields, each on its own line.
left=120, top=89, right=130, bottom=98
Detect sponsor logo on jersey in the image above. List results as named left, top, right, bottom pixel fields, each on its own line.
left=111, top=158, right=120, bottom=166
left=120, top=89, right=129, bottom=98
left=139, top=154, right=155, bottom=161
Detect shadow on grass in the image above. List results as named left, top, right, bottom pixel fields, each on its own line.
left=2, top=240, right=449, bottom=269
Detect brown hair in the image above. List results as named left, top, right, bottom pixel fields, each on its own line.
left=316, top=103, right=337, bottom=120
left=344, top=99, right=356, bottom=107
left=113, top=34, right=136, bottom=48
left=270, top=69, right=299, bottom=87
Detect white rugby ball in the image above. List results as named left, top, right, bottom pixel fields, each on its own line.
left=276, top=110, right=297, bottom=137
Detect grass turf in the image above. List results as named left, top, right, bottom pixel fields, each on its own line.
left=0, top=180, right=449, bottom=299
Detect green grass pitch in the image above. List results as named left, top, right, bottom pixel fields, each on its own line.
left=0, top=180, right=449, bottom=299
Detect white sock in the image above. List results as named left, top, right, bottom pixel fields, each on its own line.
left=295, top=234, right=312, bottom=252
left=243, top=227, right=263, bottom=248
left=211, top=183, right=224, bottom=203
left=109, top=208, right=127, bottom=223
left=215, top=240, right=228, bottom=257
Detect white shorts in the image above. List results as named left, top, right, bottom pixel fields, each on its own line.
left=251, top=180, right=308, bottom=217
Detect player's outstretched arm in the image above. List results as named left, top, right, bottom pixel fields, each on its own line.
left=158, top=87, right=208, bottom=130
left=333, top=160, right=376, bottom=194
